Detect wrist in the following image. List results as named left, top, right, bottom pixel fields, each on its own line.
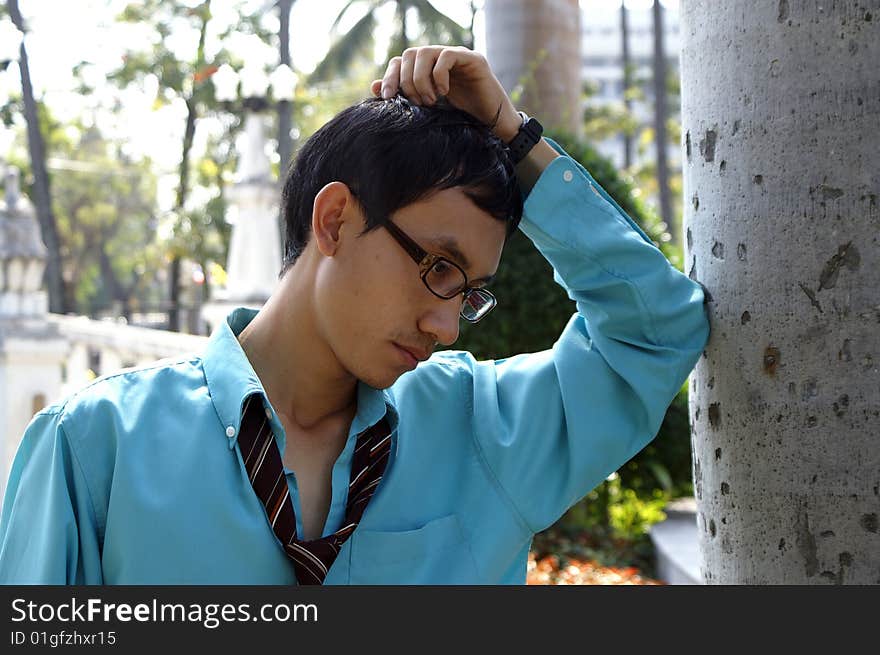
left=495, top=109, right=524, bottom=143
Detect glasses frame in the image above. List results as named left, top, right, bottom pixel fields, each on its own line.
left=382, top=219, right=496, bottom=323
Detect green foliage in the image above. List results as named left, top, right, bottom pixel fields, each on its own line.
left=8, top=108, right=163, bottom=317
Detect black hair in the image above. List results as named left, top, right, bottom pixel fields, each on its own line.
left=279, top=95, right=523, bottom=274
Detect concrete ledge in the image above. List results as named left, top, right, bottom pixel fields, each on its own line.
left=649, top=497, right=704, bottom=584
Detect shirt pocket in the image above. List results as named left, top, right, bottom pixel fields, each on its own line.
left=348, top=514, right=479, bottom=584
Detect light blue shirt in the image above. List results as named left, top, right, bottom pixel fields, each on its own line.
left=0, top=140, right=709, bottom=584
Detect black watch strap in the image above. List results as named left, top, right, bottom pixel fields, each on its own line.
left=506, top=111, right=544, bottom=164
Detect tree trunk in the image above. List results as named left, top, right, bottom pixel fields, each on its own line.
left=277, top=0, right=293, bottom=179
left=620, top=2, right=632, bottom=169
left=7, top=0, right=67, bottom=314
left=484, top=0, right=582, bottom=135
left=168, top=4, right=209, bottom=332
left=681, top=1, right=879, bottom=584
left=651, top=0, right=674, bottom=245
left=277, top=0, right=293, bottom=249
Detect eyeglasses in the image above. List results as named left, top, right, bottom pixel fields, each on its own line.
left=382, top=219, right=497, bottom=323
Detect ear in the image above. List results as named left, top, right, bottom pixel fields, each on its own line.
left=311, top=182, right=358, bottom=257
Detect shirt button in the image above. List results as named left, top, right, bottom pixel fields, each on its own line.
left=225, top=426, right=235, bottom=438
left=563, top=170, right=573, bottom=182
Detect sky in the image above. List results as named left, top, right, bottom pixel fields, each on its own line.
left=1, top=0, right=679, bottom=211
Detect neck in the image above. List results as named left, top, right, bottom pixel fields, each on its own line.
left=237, top=267, right=358, bottom=431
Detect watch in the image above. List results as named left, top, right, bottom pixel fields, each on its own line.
left=505, top=111, right=544, bottom=164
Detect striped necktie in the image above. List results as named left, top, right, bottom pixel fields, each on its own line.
left=237, top=394, right=392, bottom=585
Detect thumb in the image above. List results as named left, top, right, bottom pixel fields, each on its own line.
left=370, top=79, right=383, bottom=97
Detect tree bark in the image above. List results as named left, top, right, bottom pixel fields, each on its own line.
left=7, top=0, right=67, bottom=314
left=681, top=1, right=880, bottom=584
left=652, top=0, right=674, bottom=244
left=484, top=0, right=582, bottom=136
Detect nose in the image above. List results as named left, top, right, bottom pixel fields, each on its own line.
left=418, top=296, right=461, bottom=347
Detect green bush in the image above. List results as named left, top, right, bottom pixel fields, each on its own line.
left=447, top=131, right=692, bottom=539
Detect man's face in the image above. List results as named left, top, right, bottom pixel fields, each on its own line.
left=314, top=186, right=507, bottom=389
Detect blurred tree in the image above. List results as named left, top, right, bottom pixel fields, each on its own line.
left=102, top=0, right=269, bottom=330
left=651, top=0, right=674, bottom=244
left=7, top=111, right=162, bottom=319
left=309, top=0, right=469, bottom=84
left=5, top=0, right=67, bottom=313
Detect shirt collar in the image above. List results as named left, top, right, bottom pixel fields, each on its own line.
left=202, top=307, right=398, bottom=450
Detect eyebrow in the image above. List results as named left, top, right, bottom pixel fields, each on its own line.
left=426, top=236, right=496, bottom=287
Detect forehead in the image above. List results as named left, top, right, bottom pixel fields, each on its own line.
left=392, top=187, right=508, bottom=274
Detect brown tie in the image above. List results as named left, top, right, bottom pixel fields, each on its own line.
left=237, top=394, right=392, bottom=584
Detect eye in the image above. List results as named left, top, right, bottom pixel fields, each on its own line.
left=431, top=260, right=452, bottom=275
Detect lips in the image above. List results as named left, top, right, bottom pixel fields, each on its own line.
left=394, top=343, right=431, bottom=364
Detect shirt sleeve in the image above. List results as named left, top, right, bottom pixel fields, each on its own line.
left=0, top=409, right=104, bottom=584
left=469, top=138, right=710, bottom=533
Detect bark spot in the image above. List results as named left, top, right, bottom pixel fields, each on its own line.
left=709, top=519, right=716, bottom=537
left=838, top=339, right=852, bottom=362
left=818, top=242, right=860, bottom=291
left=692, top=194, right=700, bottom=211
left=721, top=482, right=729, bottom=495
left=860, top=513, right=878, bottom=533
left=719, top=159, right=727, bottom=172
left=763, top=346, right=780, bottom=375
left=805, top=415, right=818, bottom=428
left=819, top=184, right=845, bottom=200
left=778, top=538, right=786, bottom=550
left=731, top=120, right=741, bottom=136
left=802, top=378, right=818, bottom=400
left=708, top=403, right=721, bottom=428
left=832, top=394, right=849, bottom=417
left=688, top=256, right=697, bottom=281
left=795, top=510, right=819, bottom=577
left=798, top=283, right=823, bottom=312
left=707, top=376, right=715, bottom=389
left=685, top=130, right=692, bottom=161
left=714, top=447, right=722, bottom=460
left=737, top=243, right=747, bottom=261
left=769, top=59, right=781, bottom=77
left=711, top=241, right=725, bottom=259
left=699, top=129, right=717, bottom=162
left=753, top=174, right=763, bottom=185
left=820, top=530, right=835, bottom=537
left=741, top=310, right=751, bottom=325
left=687, top=228, right=693, bottom=250
left=866, top=11, right=873, bottom=21
left=695, top=406, right=701, bottom=421
left=777, top=0, right=790, bottom=22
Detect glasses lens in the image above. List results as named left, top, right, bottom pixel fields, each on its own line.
left=460, top=288, right=496, bottom=322
left=424, top=259, right=467, bottom=298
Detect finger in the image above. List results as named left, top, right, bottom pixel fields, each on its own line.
left=413, top=47, right=443, bottom=104
left=398, top=48, right=422, bottom=104
left=370, top=79, right=382, bottom=97
left=431, top=48, right=463, bottom=97
left=380, top=57, right=402, bottom=99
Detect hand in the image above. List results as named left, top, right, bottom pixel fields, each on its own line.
left=370, top=45, right=523, bottom=143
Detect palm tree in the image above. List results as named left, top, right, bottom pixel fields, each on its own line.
left=309, top=0, right=469, bottom=84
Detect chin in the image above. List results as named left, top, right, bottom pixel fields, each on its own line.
left=357, top=369, right=405, bottom=391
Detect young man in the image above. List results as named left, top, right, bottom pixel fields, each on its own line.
left=0, top=47, right=709, bottom=584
